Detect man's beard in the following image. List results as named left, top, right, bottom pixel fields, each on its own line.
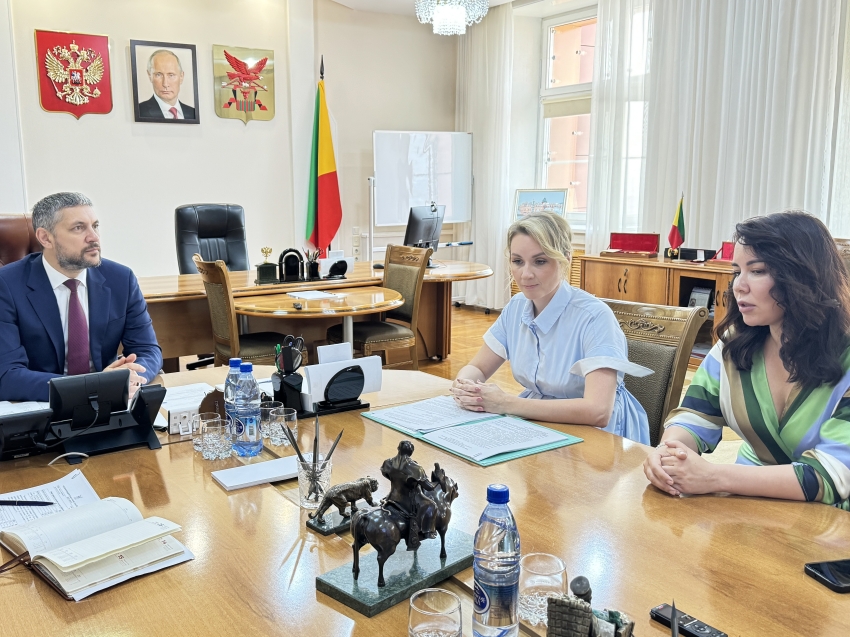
left=55, top=242, right=101, bottom=270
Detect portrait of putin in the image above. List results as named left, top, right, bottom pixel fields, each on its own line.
left=131, top=42, right=199, bottom=123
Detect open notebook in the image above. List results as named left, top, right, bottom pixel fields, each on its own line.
left=0, top=471, right=193, bottom=601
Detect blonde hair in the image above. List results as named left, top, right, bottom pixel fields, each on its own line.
left=505, top=212, right=573, bottom=279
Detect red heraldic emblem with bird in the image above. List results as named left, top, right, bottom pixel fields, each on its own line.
left=221, top=50, right=269, bottom=113
left=35, top=30, right=113, bottom=118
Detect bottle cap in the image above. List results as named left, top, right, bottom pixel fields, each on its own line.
left=486, top=484, right=509, bottom=504
left=239, top=362, right=253, bottom=373
left=229, top=358, right=242, bottom=368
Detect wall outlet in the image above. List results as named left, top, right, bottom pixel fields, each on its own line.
left=352, top=226, right=359, bottom=235
left=353, top=247, right=360, bottom=256
left=354, top=256, right=360, bottom=262
left=352, top=235, right=360, bottom=247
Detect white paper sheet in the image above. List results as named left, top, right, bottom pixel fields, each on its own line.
left=287, top=291, right=340, bottom=300
left=0, top=470, right=99, bottom=531
left=317, top=342, right=353, bottom=364
left=160, top=383, right=214, bottom=408
left=423, top=416, right=567, bottom=461
left=0, top=401, right=51, bottom=415
left=369, top=395, right=488, bottom=433
left=211, top=456, right=299, bottom=491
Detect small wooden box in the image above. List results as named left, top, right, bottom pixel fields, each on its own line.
left=600, top=232, right=660, bottom=258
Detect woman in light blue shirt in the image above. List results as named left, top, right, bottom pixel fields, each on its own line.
left=452, top=212, right=651, bottom=444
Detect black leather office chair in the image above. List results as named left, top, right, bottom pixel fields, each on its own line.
left=175, top=204, right=250, bottom=369
left=175, top=204, right=250, bottom=274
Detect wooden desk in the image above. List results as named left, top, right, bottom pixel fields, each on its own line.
left=3, top=370, right=846, bottom=637
left=140, top=260, right=492, bottom=368
left=234, top=286, right=403, bottom=345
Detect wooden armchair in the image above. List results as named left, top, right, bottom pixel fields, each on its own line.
left=326, top=244, right=433, bottom=370
left=193, top=254, right=290, bottom=367
left=601, top=299, right=708, bottom=446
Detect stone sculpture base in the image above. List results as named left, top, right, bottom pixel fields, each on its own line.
left=306, top=509, right=352, bottom=536
left=315, top=528, right=473, bottom=617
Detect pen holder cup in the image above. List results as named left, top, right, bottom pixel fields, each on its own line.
left=297, top=458, right=332, bottom=509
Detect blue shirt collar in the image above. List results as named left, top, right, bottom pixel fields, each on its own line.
left=521, top=282, right=572, bottom=334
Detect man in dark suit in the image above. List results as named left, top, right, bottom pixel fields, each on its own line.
left=0, top=193, right=162, bottom=401
left=137, top=49, right=196, bottom=120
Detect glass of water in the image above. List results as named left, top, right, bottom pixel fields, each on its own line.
left=202, top=418, right=231, bottom=460
left=408, top=588, right=462, bottom=637
left=268, top=407, right=297, bottom=447
left=259, top=401, right=283, bottom=439
left=518, top=553, right=567, bottom=627
left=192, top=412, right=221, bottom=453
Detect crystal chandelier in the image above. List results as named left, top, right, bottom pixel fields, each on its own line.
left=415, top=0, right=489, bottom=36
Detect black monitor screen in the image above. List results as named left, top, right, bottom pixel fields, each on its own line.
left=49, top=370, right=130, bottom=429
left=403, top=204, right=445, bottom=252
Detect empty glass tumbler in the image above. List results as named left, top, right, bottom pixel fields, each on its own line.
left=268, top=407, right=297, bottom=447
left=518, top=553, right=568, bottom=627
left=408, top=588, right=462, bottom=637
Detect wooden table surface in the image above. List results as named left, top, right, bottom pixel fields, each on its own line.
left=232, top=286, right=403, bottom=318
left=3, top=371, right=845, bottom=636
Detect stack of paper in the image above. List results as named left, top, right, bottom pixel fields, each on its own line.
left=370, top=395, right=488, bottom=434
left=211, top=456, right=299, bottom=491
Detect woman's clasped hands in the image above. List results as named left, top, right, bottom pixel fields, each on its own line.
left=450, top=378, right=510, bottom=414
left=643, top=440, right=719, bottom=497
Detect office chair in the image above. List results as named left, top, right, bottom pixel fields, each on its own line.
left=601, top=299, right=708, bottom=446
left=326, top=244, right=432, bottom=370
left=0, top=214, right=42, bottom=268
left=175, top=204, right=250, bottom=369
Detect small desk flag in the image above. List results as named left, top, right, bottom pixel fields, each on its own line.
left=668, top=194, right=685, bottom=249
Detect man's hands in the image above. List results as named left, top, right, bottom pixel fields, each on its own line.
left=105, top=353, right=147, bottom=398
left=450, top=378, right=510, bottom=414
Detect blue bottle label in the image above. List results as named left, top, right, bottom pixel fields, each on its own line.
left=473, top=580, right=518, bottom=625
left=234, top=417, right=245, bottom=435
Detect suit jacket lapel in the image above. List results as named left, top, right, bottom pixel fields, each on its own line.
left=86, top=267, right=110, bottom=371
left=25, top=254, right=64, bottom=369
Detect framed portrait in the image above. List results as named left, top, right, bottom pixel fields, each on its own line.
left=212, top=44, right=274, bottom=124
left=130, top=40, right=199, bottom=124
left=514, top=189, right=569, bottom=219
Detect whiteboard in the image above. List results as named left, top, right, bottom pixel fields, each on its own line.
left=373, top=131, right=472, bottom=226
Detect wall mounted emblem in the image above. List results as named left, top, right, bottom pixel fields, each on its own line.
left=213, top=45, right=274, bottom=124
left=35, top=30, right=112, bottom=118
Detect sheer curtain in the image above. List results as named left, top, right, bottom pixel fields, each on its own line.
left=455, top=3, right=514, bottom=310
left=585, top=0, right=653, bottom=255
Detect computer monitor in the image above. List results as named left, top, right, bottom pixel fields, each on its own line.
left=403, top=203, right=445, bottom=268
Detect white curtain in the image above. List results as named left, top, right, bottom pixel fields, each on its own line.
left=585, top=0, right=653, bottom=255
left=641, top=0, right=843, bottom=249
left=455, top=3, right=514, bottom=310
left=828, top=2, right=850, bottom=238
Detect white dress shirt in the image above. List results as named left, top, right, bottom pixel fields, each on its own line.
left=42, top=258, right=94, bottom=374
left=153, top=93, right=184, bottom=119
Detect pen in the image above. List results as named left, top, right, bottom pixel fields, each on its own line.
left=324, top=430, right=344, bottom=464
left=0, top=500, right=55, bottom=507
left=283, top=426, right=307, bottom=464
left=442, top=241, right=473, bottom=247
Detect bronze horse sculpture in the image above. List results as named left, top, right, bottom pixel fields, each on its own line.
left=351, top=441, right=459, bottom=588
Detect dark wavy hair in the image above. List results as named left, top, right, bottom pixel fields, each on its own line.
left=714, top=211, right=850, bottom=387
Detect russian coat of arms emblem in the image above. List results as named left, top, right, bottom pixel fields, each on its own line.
left=35, top=30, right=112, bottom=118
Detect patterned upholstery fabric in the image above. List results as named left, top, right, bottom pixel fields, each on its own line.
left=384, top=262, right=420, bottom=324
left=623, top=339, right=676, bottom=446
left=327, top=321, right=414, bottom=345
left=201, top=281, right=232, bottom=343
left=214, top=332, right=285, bottom=364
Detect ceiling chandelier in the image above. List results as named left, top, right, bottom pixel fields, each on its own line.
left=415, top=0, right=489, bottom=36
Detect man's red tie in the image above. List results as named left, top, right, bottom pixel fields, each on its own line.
left=169, top=107, right=178, bottom=119
left=63, top=279, right=90, bottom=375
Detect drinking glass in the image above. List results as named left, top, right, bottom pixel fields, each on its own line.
left=202, top=419, right=231, bottom=460
left=518, top=553, right=568, bottom=627
left=259, top=401, right=283, bottom=439
left=192, top=412, right=222, bottom=453
left=268, top=407, right=297, bottom=447
left=297, top=458, right=332, bottom=509
left=408, top=588, right=462, bottom=637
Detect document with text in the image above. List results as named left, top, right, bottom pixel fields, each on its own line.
left=367, top=395, right=491, bottom=433
left=422, top=416, right=569, bottom=460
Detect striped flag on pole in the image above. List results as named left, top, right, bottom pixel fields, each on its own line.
left=306, top=58, right=342, bottom=257
left=668, top=194, right=685, bottom=249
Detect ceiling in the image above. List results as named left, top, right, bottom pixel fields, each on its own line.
left=331, top=0, right=515, bottom=17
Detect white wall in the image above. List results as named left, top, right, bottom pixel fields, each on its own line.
left=10, top=0, right=294, bottom=277
left=0, top=0, right=25, bottom=213
left=509, top=16, right=542, bottom=201
left=314, top=0, right=457, bottom=258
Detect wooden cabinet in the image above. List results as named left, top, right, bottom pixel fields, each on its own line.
left=582, top=260, right=668, bottom=305
left=712, top=273, right=735, bottom=326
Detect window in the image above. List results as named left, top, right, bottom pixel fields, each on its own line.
left=539, top=8, right=597, bottom=232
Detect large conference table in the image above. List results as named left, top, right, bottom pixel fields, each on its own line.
left=139, top=260, right=493, bottom=370
left=1, top=368, right=847, bottom=636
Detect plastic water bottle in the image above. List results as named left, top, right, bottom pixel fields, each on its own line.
left=233, top=362, right=262, bottom=457
left=473, top=484, right=520, bottom=637
left=224, top=358, right=241, bottom=439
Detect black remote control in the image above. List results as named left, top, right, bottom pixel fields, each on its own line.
left=650, top=603, right=727, bottom=637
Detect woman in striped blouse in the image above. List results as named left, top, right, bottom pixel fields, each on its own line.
left=644, top=211, right=850, bottom=509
